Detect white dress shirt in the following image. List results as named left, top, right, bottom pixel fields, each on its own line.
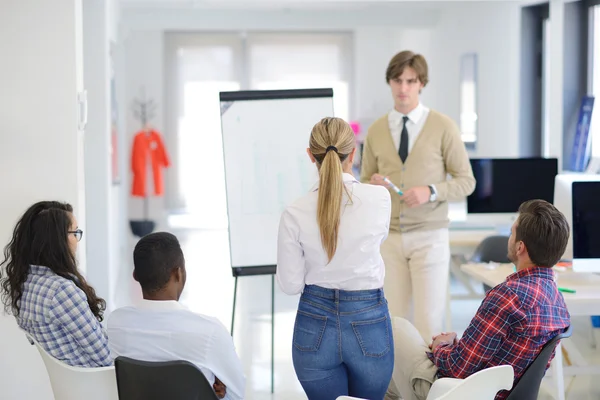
left=388, top=103, right=430, bottom=153
left=276, top=173, right=391, bottom=295
left=107, top=300, right=245, bottom=400
left=388, top=103, right=437, bottom=197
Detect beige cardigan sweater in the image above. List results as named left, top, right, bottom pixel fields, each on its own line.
left=360, top=110, right=476, bottom=233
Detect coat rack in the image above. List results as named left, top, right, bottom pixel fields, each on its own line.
left=129, top=87, right=158, bottom=238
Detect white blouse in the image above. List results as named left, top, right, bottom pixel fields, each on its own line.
left=276, top=173, right=391, bottom=295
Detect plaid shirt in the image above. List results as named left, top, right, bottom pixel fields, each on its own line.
left=17, top=265, right=112, bottom=367
left=429, top=266, right=570, bottom=400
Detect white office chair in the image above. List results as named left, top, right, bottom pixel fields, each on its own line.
left=426, top=365, right=514, bottom=400
left=336, top=397, right=367, bottom=400
left=31, top=338, right=118, bottom=400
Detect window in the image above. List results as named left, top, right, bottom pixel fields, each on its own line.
left=165, top=34, right=243, bottom=229
left=165, top=33, right=352, bottom=225
left=590, top=5, right=600, bottom=157
left=248, top=34, right=352, bottom=122
left=459, top=53, right=478, bottom=147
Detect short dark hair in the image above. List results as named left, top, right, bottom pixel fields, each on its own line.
left=386, top=50, right=429, bottom=86
left=133, top=232, right=185, bottom=293
left=516, top=200, right=570, bottom=267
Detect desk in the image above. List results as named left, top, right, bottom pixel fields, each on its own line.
left=449, top=229, right=497, bottom=248
left=461, top=263, right=600, bottom=400
left=461, top=263, right=600, bottom=317
left=448, top=229, right=497, bottom=299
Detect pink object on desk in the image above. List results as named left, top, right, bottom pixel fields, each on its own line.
left=350, top=122, right=361, bottom=136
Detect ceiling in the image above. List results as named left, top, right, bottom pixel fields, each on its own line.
left=119, top=0, right=534, bottom=11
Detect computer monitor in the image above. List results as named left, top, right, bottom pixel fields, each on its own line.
left=572, top=181, right=600, bottom=272
left=552, top=173, right=600, bottom=261
left=466, top=158, right=558, bottom=227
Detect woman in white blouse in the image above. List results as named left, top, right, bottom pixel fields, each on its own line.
left=277, top=117, right=394, bottom=400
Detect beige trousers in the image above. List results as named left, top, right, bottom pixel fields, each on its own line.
left=385, top=317, right=439, bottom=400
left=381, top=228, right=450, bottom=342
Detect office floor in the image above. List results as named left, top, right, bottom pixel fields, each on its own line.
left=167, top=227, right=600, bottom=400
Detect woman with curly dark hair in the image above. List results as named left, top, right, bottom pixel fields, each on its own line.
left=0, top=201, right=112, bottom=367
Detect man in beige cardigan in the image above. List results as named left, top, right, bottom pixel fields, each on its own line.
left=360, top=50, right=475, bottom=342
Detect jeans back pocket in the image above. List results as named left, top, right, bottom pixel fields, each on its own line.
left=351, top=315, right=391, bottom=358
left=293, top=310, right=327, bottom=352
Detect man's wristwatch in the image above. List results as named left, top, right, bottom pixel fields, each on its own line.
left=428, top=185, right=437, bottom=202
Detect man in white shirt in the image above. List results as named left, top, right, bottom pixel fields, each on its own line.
left=107, top=232, right=245, bottom=400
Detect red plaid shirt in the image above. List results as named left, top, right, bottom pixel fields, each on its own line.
left=429, top=266, right=570, bottom=400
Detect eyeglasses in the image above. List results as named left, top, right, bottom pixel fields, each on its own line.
left=68, top=229, right=83, bottom=242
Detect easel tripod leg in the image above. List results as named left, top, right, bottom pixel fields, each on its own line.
left=231, top=276, right=238, bottom=335
left=271, top=274, right=275, bottom=394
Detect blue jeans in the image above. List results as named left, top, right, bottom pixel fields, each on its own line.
left=292, top=285, right=394, bottom=400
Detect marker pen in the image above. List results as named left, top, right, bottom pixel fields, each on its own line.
left=558, top=287, right=576, bottom=294
left=383, top=177, right=403, bottom=196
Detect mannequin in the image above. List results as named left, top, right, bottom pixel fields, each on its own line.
left=131, top=124, right=170, bottom=198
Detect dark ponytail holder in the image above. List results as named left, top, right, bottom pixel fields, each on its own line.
left=326, top=146, right=338, bottom=154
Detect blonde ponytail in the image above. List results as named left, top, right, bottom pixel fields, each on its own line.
left=317, top=149, right=345, bottom=262
left=309, top=117, right=356, bottom=263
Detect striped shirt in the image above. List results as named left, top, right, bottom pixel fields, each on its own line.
left=17, top=265, right=112, bottom=367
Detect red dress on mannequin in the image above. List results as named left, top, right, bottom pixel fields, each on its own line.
left=131, top=129, right=170, bottom=197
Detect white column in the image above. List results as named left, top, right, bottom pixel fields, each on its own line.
left=0, top=1, right=84, bottom=399
left=83, top=0, right=116, bottom=311
left=549, top=0, right=565, bottom=170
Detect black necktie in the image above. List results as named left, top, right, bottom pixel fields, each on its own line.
left=398, top=116, right=409, bottom=163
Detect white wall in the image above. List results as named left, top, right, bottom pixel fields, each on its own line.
left=0, top=1, right=85, bottom=399
left=429, top=1, right=522, bottom=158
